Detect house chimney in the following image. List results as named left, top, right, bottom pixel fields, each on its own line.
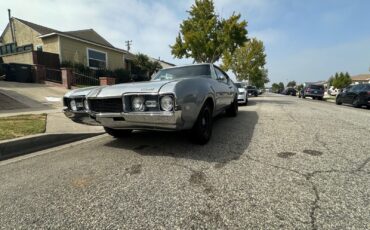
left=8, top=9, right=15, bottom=43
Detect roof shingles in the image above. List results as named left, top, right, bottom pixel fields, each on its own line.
left=15, top=17, right=114, bottom=48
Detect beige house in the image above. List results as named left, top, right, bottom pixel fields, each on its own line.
left=0, top=17, right=134, bottom=70
left=351, top=74, right=370, bottom=84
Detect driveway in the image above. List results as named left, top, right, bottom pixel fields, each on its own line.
left=0, top=94, right=369, bottom=229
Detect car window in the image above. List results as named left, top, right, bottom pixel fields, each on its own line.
left=153, top=65, right=211, bottom=81
left=214, top=67, right=228, bottom=83
left=309, top=85, right=324, bottom=90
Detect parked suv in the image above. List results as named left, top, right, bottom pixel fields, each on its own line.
left=336, top=84, right=370, bottom=108
left=301, top=84, right=325, bottom=100
left=246, top=85, right=258, bottom=97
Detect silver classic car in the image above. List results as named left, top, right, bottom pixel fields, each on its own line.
left=63, top=64, right=238, bottom=144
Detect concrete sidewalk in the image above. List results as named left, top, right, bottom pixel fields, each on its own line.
left=0, top=81, right=103, bottom=134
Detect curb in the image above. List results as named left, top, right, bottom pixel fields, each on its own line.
left=0, top=132, right=104, bottom=161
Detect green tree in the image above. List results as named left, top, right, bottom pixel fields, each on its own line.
left=221, top=38, right=268, bottom=88
left=287, top=80, right=296, bottom=88
left=171, top=0, right=248, bottom=63
left=132, top=53, right=162, bottom=81
left=278, top=82, right=285, bottom=92
left=297, top=84, right=304, bottom=91
left=332, top=72, right=352, bottom=89
left=271, top=83, right=280, bottom=93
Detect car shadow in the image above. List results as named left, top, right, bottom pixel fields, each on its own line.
left=104, top=111, right=258, bottom=164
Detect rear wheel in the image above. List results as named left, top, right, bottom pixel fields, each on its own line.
left=318, top=97, right=323, bottom=100
left=104, top=127, right=132, bottom=138
left=191, top=103, right=213, bottom=145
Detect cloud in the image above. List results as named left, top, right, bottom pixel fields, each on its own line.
left=0, top=0, right=188, bottom=64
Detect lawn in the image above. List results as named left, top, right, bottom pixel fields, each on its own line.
left=0, top=114, right=47, bottom=140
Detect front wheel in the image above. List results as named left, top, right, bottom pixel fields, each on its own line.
left=336, top=96, right=342, bottom=105
left=104, top=127, right=132, bottom=138
left=191, top=103, right=213, bottom=145
left=352, top=97, right=361, bottom=108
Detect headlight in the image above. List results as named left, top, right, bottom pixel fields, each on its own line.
left=160, top=95, right=174, bottom=111
left=70, top=100, right=77, bottom=111
left=84, top=100, right=89, bottom=110
left=132, top=96, right=145, bottom=112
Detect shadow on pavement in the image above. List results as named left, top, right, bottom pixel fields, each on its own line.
left=104, top=111, right=258, bottom=164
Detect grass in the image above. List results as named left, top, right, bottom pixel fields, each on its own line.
left=0, top=114, right=47, bottom=140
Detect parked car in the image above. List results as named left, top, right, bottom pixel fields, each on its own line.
left=234, top=82, right=248, bottom=105
left=300, top=84, right=325, bottom=100
left=282, top=87, right=297, bottom=96
left=328, top=86, right=339, bottom=96
left=246, top=85, right=258, bottom=97
left=336, top=84, right=370, bottom=108
left=63, top=64, right=239, bottom=144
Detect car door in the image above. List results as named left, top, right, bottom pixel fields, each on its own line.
left=341, top=85, right=355, bottom=103
left=214, top=66, right=233, bottom=109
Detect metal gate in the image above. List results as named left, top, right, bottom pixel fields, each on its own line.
left=45, top=68, right=62, bottom=83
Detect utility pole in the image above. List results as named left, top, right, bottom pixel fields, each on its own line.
left=125, top=40, right=132, bottom=52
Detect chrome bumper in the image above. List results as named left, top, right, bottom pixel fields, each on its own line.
left=94, top=111, right=184, bottom=131
left=63, top=110, right=100, bottom=126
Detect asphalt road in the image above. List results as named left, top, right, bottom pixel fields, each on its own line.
left=1, top=93, right=369, bottom=229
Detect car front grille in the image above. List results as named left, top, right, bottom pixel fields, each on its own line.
left=88, top=98, right=123, bottom=113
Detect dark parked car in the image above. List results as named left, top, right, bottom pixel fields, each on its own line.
left=336, top=84, right=370, bottom=108
left=282, top=88, right=297, bottom=96
left=300, top=84, right=324, bottom=100
left=246, top=86, right=258, bottom=97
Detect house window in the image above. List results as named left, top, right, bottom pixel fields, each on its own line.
left=87, top=49, right=107, bottom=69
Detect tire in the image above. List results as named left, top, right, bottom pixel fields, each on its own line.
left=352, top=97, right=361, bottom=108
left=318, top=97, right=323, bottom=101
left=312, top=97, right=316, bottom=100
left=336, top=96, right=342, bottom=105
left=191, top=103, right=213, bottom=145
left=254, top=93, right=258, bottom=97
left=104, top=127, right=132, bottom=138
left=226, top=97, right=238, bottom=117
left=302, top=95, right=306, bottom=99
left=244, top=100, right=248, bottom=106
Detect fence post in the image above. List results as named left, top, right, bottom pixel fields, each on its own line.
left=61, top=67, right=73, bottom=89
left=99, top=77, right=115, bottom=86
left=33, top=64, right=46, bottom=83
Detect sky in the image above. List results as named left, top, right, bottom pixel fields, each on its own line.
left=1, top=0, right=370, bottom=85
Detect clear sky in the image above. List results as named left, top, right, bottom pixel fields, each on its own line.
left=1, top=0, right=370, bottom=85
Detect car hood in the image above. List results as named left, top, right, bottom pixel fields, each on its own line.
left=64, top=86, right=103, bottom=98
left=87, top=79, right=182, bottom=98
left=238, top=88, right=246, bottom=92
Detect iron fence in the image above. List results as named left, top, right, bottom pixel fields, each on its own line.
left=45, top=68, right=62, bottom=83
left=72, top=71, right=100, bottom=87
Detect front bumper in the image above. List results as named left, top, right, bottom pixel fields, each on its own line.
left=64, top=110, right=100, bottom=126
left=64, top=109, right=184, bottom=131
left=94, top=111, right=184, bottom=131
left=237, top=94, right=247, bottom=103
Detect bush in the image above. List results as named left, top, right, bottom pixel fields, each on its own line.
left=113, top=68, right=131, bottom=83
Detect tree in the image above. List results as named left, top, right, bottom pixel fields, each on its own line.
left=287, top=80, right=296, bottom=88
left=221, top=38, right=268, bottom=88
left=271, top=83, right=280, bottom=93
left=278, top=82, right=285, bottom=92
left=297, top=84, right=304, bottom=91
left=132, top=53, right=162, bottom=81
left=171, top=0, right=248, bottom=63
left=332, top=71, right=352, bottom=89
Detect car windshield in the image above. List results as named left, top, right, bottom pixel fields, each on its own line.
left=152, top=65, right=211, bottom=81
left=235, top=83, right=242, bottom=88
